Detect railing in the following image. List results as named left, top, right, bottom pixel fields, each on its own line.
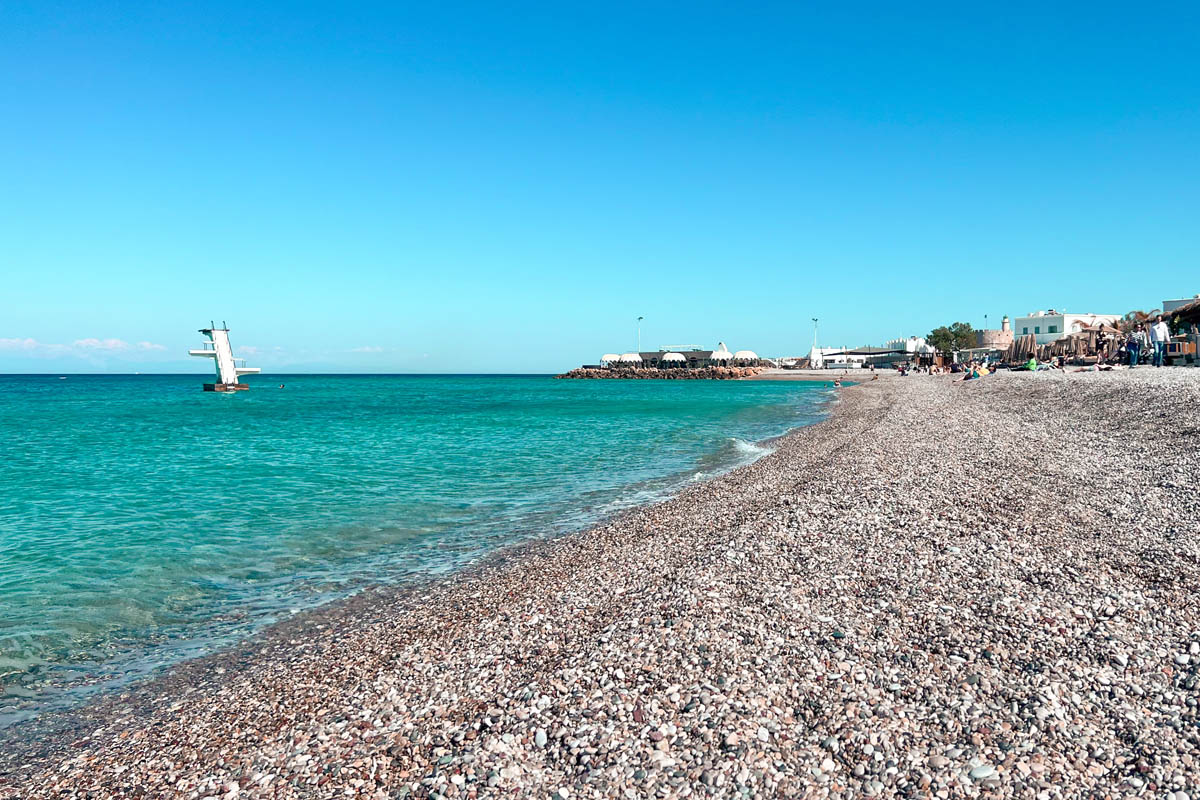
left=195, top=342, right=215, bottom=350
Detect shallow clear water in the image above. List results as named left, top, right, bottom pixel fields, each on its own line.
left=0, top=374, right=833, bottom=724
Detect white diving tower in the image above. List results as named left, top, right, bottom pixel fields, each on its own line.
left=189, top=322, right=260, bottom=391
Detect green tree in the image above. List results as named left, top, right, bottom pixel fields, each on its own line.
left=927, top=322, right=976, bottom=353
left=927, top=326, right=954, bottom=353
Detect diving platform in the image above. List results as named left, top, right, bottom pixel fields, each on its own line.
left=189, top=322, right=260, bottom=391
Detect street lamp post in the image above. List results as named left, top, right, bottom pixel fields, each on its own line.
left=637, top=316, right=644, bottom=353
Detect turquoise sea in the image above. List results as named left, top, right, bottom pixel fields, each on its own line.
left=0, top=374, right=833, bottom=725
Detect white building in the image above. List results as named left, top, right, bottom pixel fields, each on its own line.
left=1013, top=310, right=1121, bottom=345
left=808, top=346, right=866, bottom=369
left=1164, top=295, right=1200, bottom=314
left=884, top=336, right=935, bottom=355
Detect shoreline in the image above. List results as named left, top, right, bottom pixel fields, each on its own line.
left=0, top=382, right=839, bottom=744
left=4, top=371, right=1199, bottom=798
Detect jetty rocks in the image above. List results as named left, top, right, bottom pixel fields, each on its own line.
left=557, top=366, right=764, bottom=380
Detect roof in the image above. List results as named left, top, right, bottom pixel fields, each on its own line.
left=601, top=354, right=620, bottom=362
left=1169, top=297, right=1200, bottom=322
left=733, top=350, right=758, bottom=360
left=662, top=352, right=687, bottom=361
left=618, top=352, right=642, bottom=362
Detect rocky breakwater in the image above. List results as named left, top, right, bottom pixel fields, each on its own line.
left=557, top=366, right=763, bottom=380
left=4, top=370, right=1200, bottom=799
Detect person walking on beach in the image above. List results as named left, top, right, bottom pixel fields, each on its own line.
left=1126, top=326, right=1146, bottom=367
left=1149, top=315, right=1171, bottom=367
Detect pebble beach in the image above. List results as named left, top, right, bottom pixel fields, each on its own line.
left=3, top=369, right=1199, bottom=799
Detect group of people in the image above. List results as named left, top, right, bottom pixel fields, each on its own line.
left=886, top=316, right=1178, bottom=378
left=1122, top=316, right=1172, bottom=368
left=958, top=361, right=992, bottom=381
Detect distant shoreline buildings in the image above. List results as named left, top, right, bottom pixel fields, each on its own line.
left=576, top=292, right=1199, bottom=374
left=1012, top=309, right=1121, bottom=346
left=593, top=342, right=761, bottom=370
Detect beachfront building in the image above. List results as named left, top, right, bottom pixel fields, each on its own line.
left=884, top=336, right=936, bottom=356
left=809, top=346, right=868, bottom=369
left=975, top=316, right=1014, bottom=349
left=1164, top=295, right=1200, bottom=314
left=1013, top=310, right=1121, bottom=345
left=1165, top=296, right=1200, bottom=366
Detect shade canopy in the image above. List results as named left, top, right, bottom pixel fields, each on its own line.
left=661, top=352, right=687, bottom=362
left=618, top=352, right=643, bottom=363
left=1169, top=297, right=1200, bottom=325
left=733, top=350, right=758, bottom=361
left=600, top=354, right=620, bottom=363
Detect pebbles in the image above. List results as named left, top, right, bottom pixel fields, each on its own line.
left=2, top=369, right=1199, bottom=799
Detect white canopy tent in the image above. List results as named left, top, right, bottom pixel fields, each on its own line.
left=710, top=341, right=734, bottom=362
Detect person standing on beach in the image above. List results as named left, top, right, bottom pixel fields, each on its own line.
left=1149, top=316, right=1171, bottom=367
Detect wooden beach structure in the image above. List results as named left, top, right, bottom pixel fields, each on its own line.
left=1166, top=298, right=1200, bottom=365
left=1002, top=322, right=1127, bottom=365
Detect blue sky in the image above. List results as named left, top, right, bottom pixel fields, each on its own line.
left=2, top=1, right=1197, bottom=373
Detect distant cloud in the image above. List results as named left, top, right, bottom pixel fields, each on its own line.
left=350, top=346, right=385, bottom=353
left=239, top=345, right=260, bottom=356
left=74, top=338, right=130, bottom=351
left=0, top=337, right=169, bottom=359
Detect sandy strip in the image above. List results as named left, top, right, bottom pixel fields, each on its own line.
left=3, top=371, right=1199, bottom=799
left=742, top=368, right=869, bottom=381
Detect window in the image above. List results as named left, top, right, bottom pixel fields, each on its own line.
left=1035, top=326, right=1041, bottom=334
left=1023, top=327, right=1029, bottom=334
left=1048, top=325, right=1058, bottom=334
